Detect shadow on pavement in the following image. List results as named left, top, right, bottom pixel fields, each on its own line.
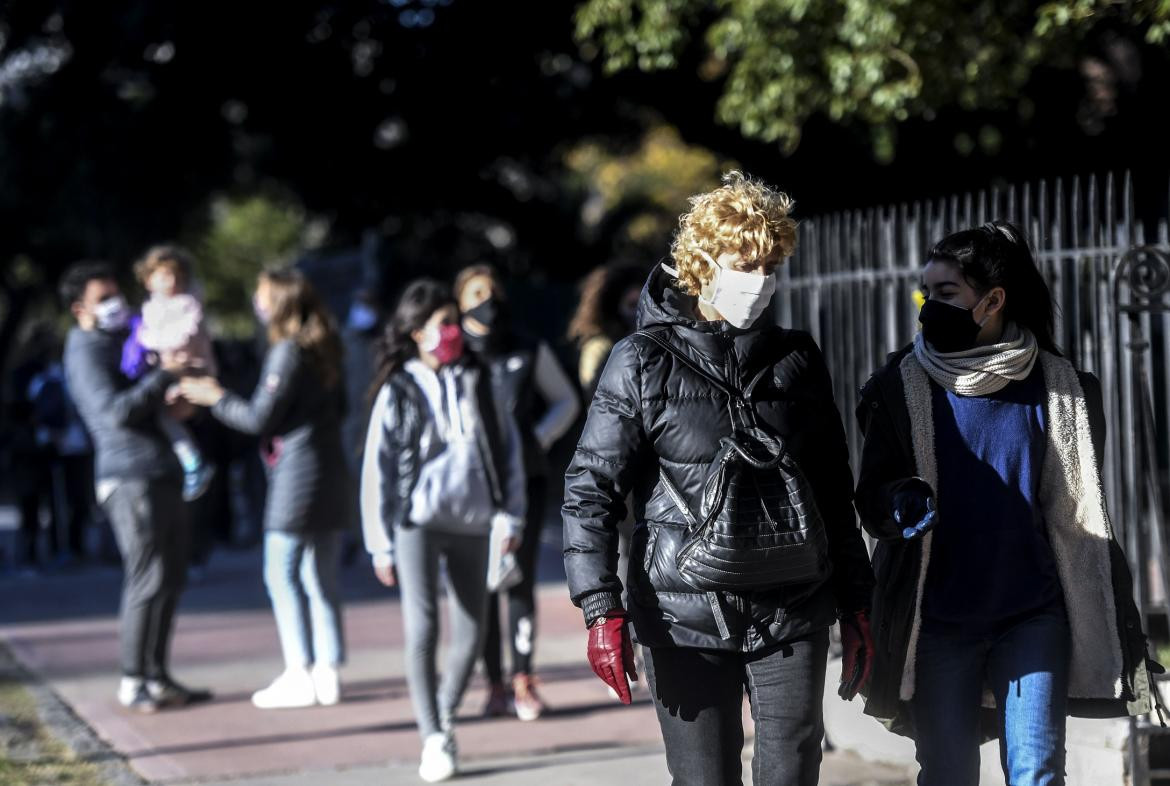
left=0, top=526, right=570, bottom=626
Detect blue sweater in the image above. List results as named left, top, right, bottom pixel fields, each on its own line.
left=922, top=364, right=1062, bottom=628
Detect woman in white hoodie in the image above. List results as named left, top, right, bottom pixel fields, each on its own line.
left=361, top=278, right=525, bottom=783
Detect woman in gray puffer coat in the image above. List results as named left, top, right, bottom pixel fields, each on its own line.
left=180, top=269, right=349, bottom=710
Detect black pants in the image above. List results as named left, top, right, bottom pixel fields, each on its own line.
left=482, top=477, right=546, bottom=682
left=19, top=453, right=93, bottom=563
left=18, top=451, right=52, bottom=565
left=102, top=477, right=191, bottom=679
left=645, top=629, right=829, bottom=786
left=57, top=454, right=94, bottom=557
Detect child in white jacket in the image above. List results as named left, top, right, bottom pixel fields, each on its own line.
left=132, top=246, right=216, bottom=501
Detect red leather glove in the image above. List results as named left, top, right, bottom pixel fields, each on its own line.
left=838, top=611, right=874, bottom=701
left=587, top=611, right=638, bottom=705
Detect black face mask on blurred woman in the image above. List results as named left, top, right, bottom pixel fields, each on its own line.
left=465, top=298, right=503, bottom=333
left=918, top=296, right=989, bottom=353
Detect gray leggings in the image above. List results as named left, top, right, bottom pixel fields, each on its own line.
left=396, top=527, right=490, bottom=739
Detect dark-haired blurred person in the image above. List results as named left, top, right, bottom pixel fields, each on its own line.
left=567, top=262, right=646, bottom=401
left=455, top=264, right=580, bottom=720
left=61, top=261, right=211, bottom=713
left=23, top=329, right=95, bottom=567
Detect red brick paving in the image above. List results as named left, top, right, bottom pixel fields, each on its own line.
left=1, top=566, right=664, bottom=783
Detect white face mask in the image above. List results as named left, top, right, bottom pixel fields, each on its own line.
left=93, top=295, right=130, bottom=332
left=696, top=250, right=776, bottom=329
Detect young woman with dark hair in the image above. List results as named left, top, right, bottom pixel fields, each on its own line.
left=180, top=268, right=350, bottom=709
left=856, top=220, right=1163, bottom=786
left=361, top=278, right=526, bottom=782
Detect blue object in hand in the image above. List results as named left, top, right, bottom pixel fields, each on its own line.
left=893, top=487, right=937, bottom=540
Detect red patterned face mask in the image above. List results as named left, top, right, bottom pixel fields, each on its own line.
left=421, top=323, right=464, bottom=365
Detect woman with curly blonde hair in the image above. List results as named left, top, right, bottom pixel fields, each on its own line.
left=563, top=172, right=875, bottom=785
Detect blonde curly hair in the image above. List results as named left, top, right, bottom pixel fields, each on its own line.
left=669, top=171, right=797, bottom=296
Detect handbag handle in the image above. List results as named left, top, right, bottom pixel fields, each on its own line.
left=719, top=436, right=784, bottom=469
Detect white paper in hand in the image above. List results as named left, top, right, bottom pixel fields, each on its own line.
left=487, top=519, right=523, bottom=592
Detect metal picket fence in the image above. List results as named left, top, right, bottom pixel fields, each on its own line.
left=775, top=171, right=1170, bottom=784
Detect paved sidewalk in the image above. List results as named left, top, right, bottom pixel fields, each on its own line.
left=0, top=532, right=912, bottom=785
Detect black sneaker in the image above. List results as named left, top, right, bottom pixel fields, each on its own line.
left=147, top=677, right=213, bottom=707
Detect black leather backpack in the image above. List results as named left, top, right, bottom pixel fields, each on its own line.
left=637, top=329, right=831, bottom=594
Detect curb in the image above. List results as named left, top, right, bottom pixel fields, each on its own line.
left=0, top=640, right=147, bottom=786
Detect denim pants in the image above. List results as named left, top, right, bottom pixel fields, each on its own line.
left=644, top=629, right=829, bottom=786
left=263, top=530, right=345, bottom=669
left=102, top=477, right=190, bottom=679
left=395, top=526, right=490, bottom=739
left=911, top=607, right=1070, bottom=786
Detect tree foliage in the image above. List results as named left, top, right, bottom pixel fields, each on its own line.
left=566, top=123, right=735, bottom=252
left=575, top=0, right=1170, bottom=154
left=192, top=193, right=323, bottom=337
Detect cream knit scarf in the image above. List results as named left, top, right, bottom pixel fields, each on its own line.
left=912, top=323, right=1038, bottom=396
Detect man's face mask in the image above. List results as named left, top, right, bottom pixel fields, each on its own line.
left=696, top=249, right=776, bottom=329
left=918, top=292, right=991, bottom=353
left=93, top=295, right=130, bottom=332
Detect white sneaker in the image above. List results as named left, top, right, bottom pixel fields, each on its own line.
left=117, top=676, right=144, bottom=707
left=310, top=663, right=340, bottom=706
left=251, top=668, right=316, bottom=709
left=418, top=731, right=457, bottom=782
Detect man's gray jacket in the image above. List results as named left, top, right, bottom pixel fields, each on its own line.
left=64, top=327, right=181, bottom=482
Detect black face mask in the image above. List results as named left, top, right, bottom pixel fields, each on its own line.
left=919, top=297, right=986, bottom=353
left=465, top=298, right=502, bottom=332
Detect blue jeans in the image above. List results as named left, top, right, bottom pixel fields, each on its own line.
left=911, top=607, right=1069, bottom=786
left=263, top=530, right=345, bottom=669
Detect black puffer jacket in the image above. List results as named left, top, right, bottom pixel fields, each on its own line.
left=563, top=266, right=874, bottom=651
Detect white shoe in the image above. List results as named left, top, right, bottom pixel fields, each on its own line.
left=251, top=668, right=316, bottom=709
left=117, top=676, right=144, bottom=707
left=418, top=731, right=457, bottom=782
left=310, top=663, right=340, bottom=706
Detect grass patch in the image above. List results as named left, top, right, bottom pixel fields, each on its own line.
left=0, top=674, right=110, bottom=786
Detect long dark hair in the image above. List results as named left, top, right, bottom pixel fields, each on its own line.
left=368, top=278, right=457, bottom=402
left=928, top=220, right=1062, bottom=355
left=261, top=268, right=344, bottom=389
